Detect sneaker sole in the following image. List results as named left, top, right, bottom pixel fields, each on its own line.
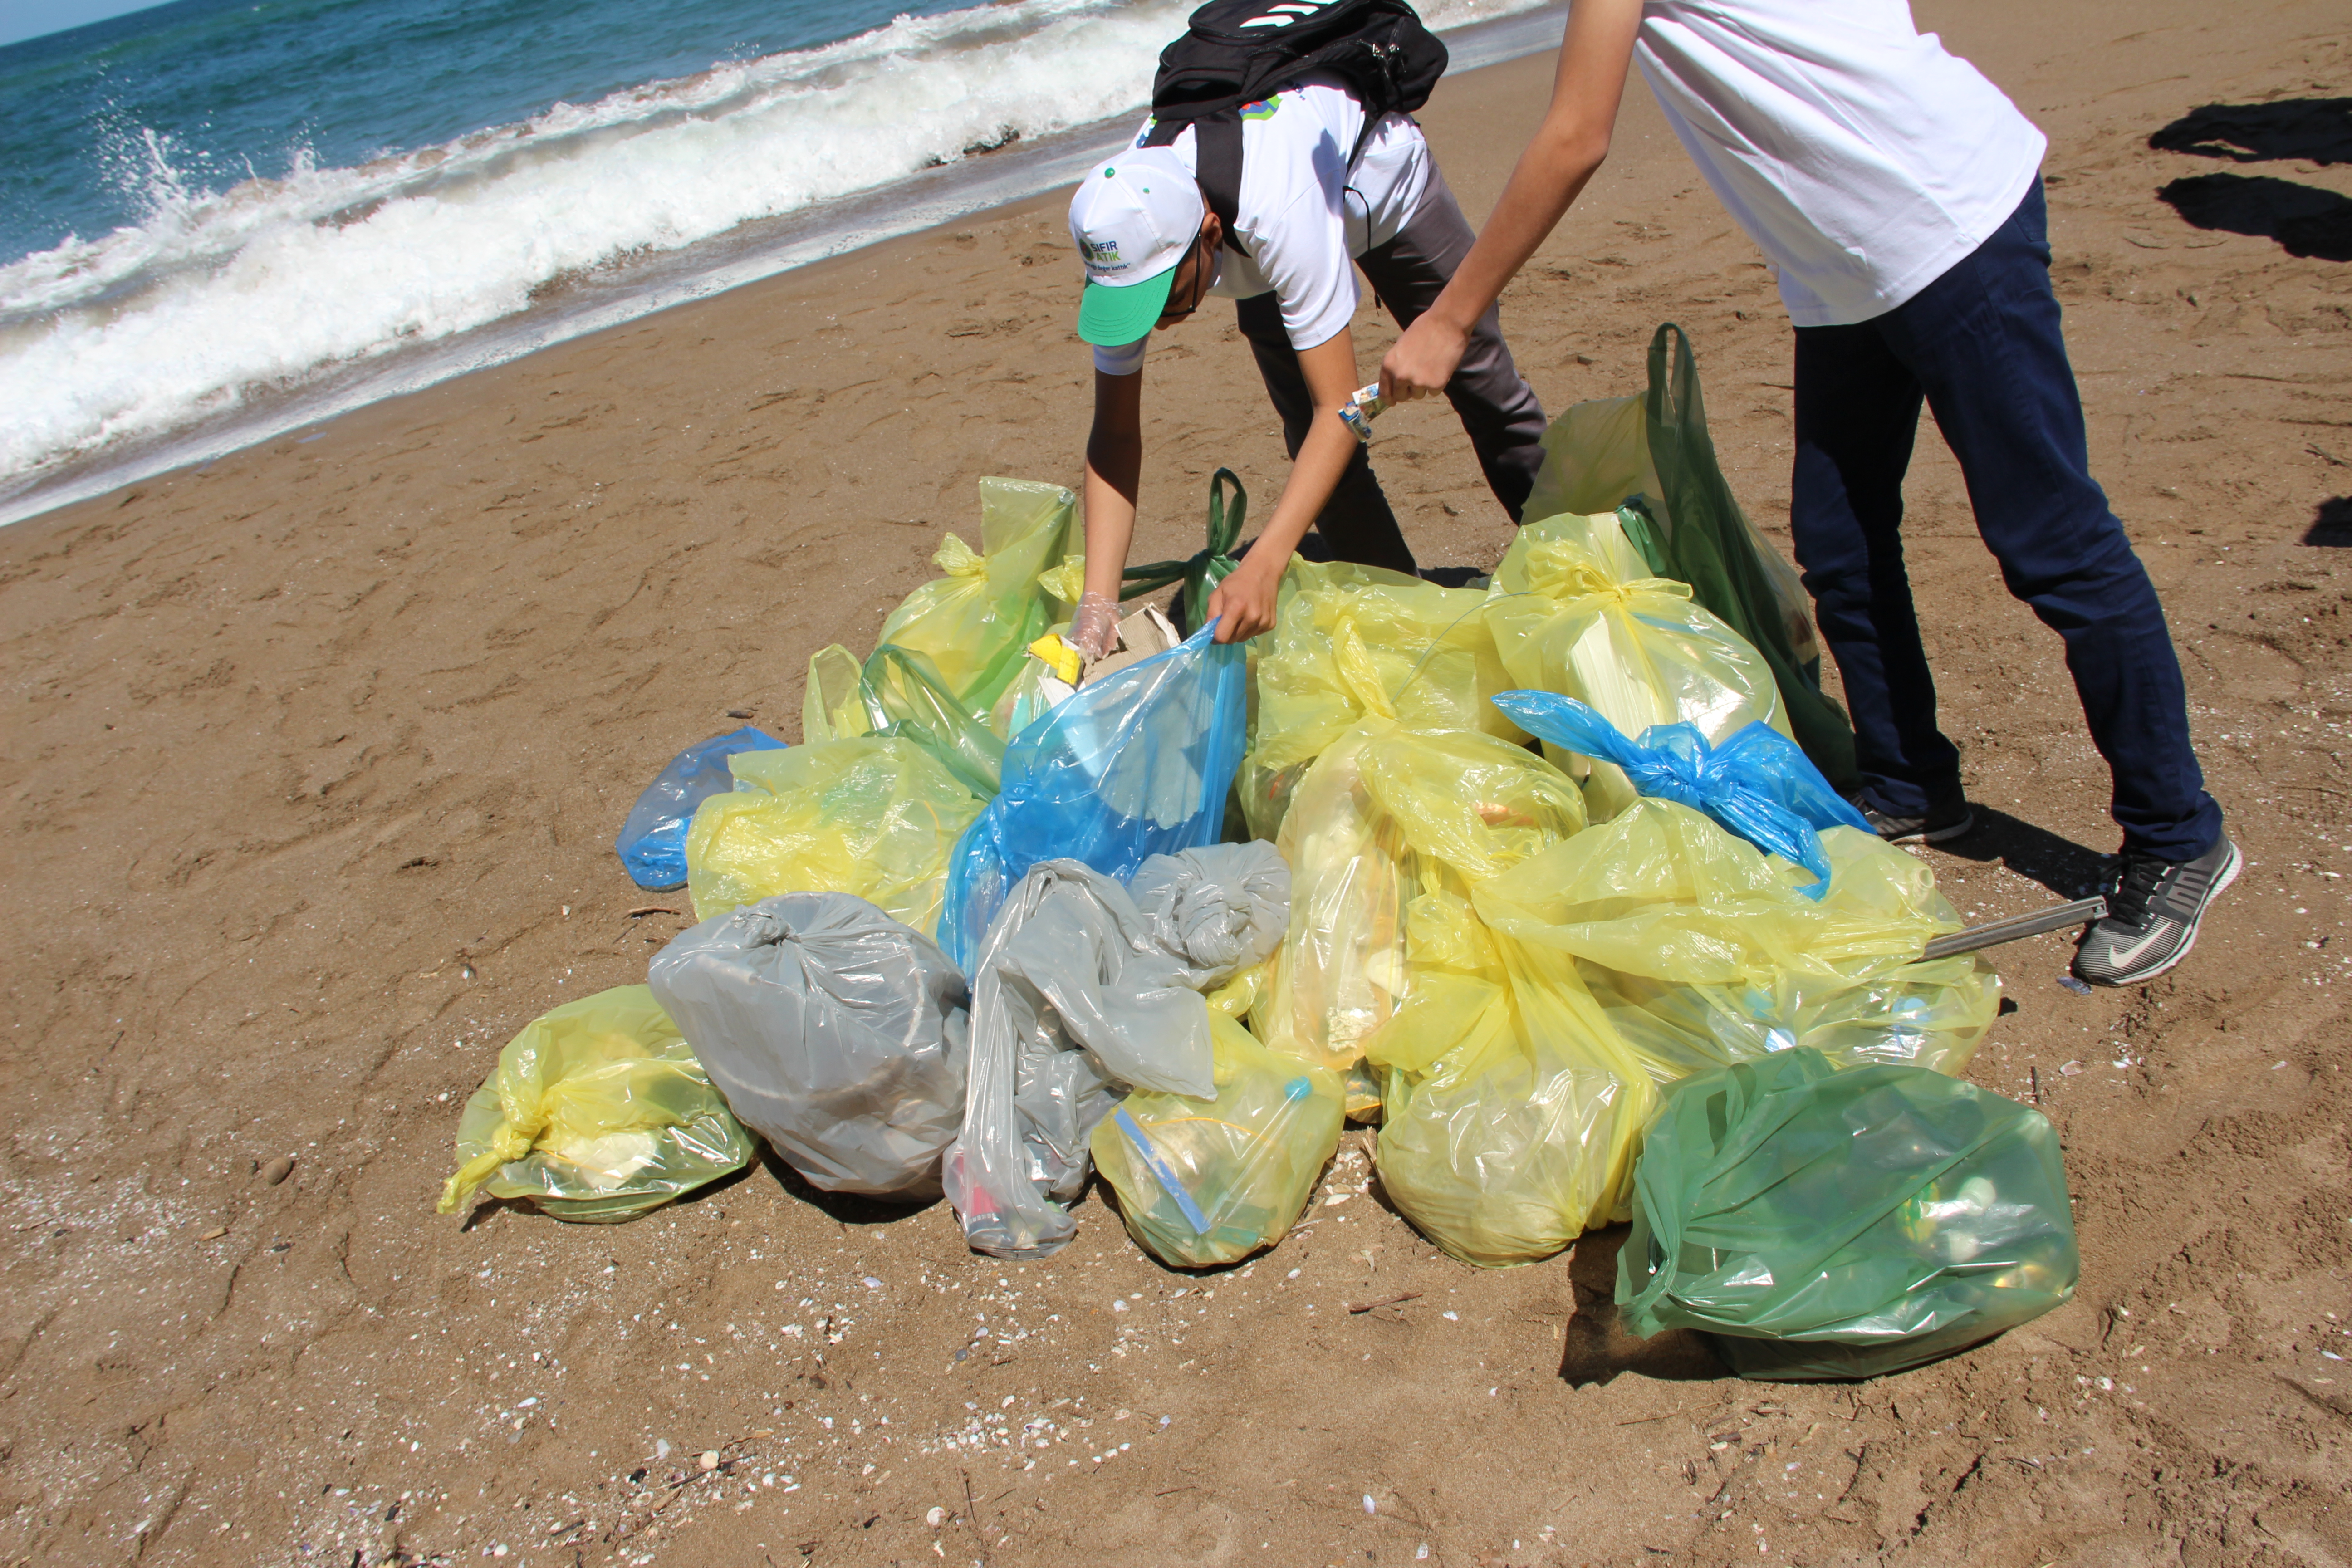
left=2075, top=838, right=2242, bottom=987
left=1882, top=809, right=1975, bottom=846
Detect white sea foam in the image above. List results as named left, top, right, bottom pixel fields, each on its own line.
left=0, top=0, right=1549, bottom=500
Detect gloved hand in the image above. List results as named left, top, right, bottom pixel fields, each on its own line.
left=1067, top=591, right=1120, bottom=662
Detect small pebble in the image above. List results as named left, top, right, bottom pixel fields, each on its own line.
left=260, top=1156, right=294, bottom=1186
left=1363, top=1494, right=1377, bottom=1515
left=926, top=1506, right=946, bottom=1529
left=699, top=1450, right=720, bottom=1472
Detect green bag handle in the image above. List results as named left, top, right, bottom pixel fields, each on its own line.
left=1119, top=467, right=1247, bottom=631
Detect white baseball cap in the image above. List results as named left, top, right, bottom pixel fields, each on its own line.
left=1068, top=146, right=1205, bottom=347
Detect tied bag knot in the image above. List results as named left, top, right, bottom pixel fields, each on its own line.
left=1121, top=468, right=1247, bottom=630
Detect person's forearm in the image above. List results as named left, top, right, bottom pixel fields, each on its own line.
left=1256, top=412, right=1357, bottom=568
left=1080, top=434, right=1140, bottom=604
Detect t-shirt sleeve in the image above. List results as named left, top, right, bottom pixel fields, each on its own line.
left=1093, top=337, right=1147, bottom=377
left=1255, top=186, right=1358, bottom=350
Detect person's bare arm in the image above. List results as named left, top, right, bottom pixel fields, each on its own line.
left=1075, top=366, right=1143, bottom=654
left=1379, top=0, right=1643, bottom=402
left=1205, top=325, right=1360, bottom=642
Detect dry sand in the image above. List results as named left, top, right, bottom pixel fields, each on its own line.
left=3, top=1, right=2350, bottom=1564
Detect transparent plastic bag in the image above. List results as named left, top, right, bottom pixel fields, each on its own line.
left=1618, top=1047, right=2079, bottom=1380
left=436, top=986, right=753, bottom=1223
left=938, top=624, right=1249, bottom=970
left=1485, top=510, right=1788, bottom=820
left=1474, top=800, right=1992, bottom=1085
left=647, top=893, right=970, bottom=1200
left=1494, top=692, right=1870, bottom=898
left=801, top=642, right=1006, bottom=798
left=1520, top=323, right=1855, bottom=786
left=875, top=477, right=1078, bottom=712
left=1249, top=559, right=1524, bottom=778
left=943, top=849, right=1286, bottom=1260
left=685, top=737, right=984, bottom=931
left=614, top=727, right=788, bottom=890
left=1256, top=724, right=1587, bottom=1071
left=1091, top=1011, right=1344, bottom=1269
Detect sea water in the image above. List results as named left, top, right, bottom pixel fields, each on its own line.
left=0, top=0, right=1558, bottom=519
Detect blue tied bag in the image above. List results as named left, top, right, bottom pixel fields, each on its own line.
left=938, top=623, right=1249, bottom=969
left=1492, top=691, right=1869, bottom=899
left=614, top=727, right=788, bottom=890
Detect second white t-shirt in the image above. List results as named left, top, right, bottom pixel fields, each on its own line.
left=1093, top=74, right=1431, bottom=377
left=1635, top=0, right=2047, bottom=327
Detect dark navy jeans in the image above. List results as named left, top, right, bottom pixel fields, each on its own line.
left=1789, top=176, right=2221, bottom=861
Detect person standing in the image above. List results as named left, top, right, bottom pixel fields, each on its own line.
left=1377, top=0, right=2232, bottom=986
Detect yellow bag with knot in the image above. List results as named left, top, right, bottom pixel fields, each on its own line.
left=1090, top=1011, right=1345, bottom=1269
left=1362, top=885, right=1652, bottom=1268
left=873, top=477, right=1077, bottom=712
left=684, top=737, right=984, bottom=931
left=1255, top=723, right=1588, bottom=1072
left=437, top=986, right=753, bottom=1222
left=1472, top=799, right=1997, bottom=1083
left=1485, top=510, right=1789, bottom=819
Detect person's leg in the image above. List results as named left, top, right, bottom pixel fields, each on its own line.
left=1788, top=320, right=1958, bottom=820
left=1356, top=162, right=1549, bottom=519
left=1872, top=177, right=2222, bottom=862
left=1233, top=292, right=1417, bottom=573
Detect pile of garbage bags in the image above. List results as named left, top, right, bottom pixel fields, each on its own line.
left=437, top=331, right=2074, bottom=1382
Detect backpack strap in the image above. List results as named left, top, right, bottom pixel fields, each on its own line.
left=1141, top=113, right=1252, bottom=262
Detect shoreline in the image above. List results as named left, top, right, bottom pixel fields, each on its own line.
left=0, top=3, right=1565, bottom=531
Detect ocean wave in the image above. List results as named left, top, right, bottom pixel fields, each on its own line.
left=0, top=0, right=1546, bottom=488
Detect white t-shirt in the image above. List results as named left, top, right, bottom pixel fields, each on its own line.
left=1635, top=0, right=2046, bottom=327
left=1093, top=75, right=1431, bottom=376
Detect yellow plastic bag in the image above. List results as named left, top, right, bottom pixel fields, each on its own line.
left=684, top=737, right=984, bottom=930
left=1474, top=799, right=1996, bottom=1082
left=874, top=477, right=1077, bottom=712
left=1363, top=887, right=1651, bottom=1267
left=436, top=986, right=753, bottom=1223
left=1485, top=511, right=1789, bottom=819
left=1090, top=1012, right=1344, bottom=1269
left=1256, top=724, right=1588, bottom=1071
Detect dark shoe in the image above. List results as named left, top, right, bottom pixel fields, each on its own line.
left=1849, top=790, right=1975, bottom=844
left=2072, top=833, right=2241, bottom=987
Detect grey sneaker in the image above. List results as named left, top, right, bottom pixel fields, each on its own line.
left=1849, top=790, right=1975, bottom=845
left=2072, top=833, right=2240, bottom=986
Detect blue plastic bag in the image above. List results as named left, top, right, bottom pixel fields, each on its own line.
left=937, top=624, right=1249, bottom=970
left=615, top=727, right=788, bottom=890
left=1492, top=691, right=1868, bottom=898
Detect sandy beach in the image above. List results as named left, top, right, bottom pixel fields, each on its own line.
left=3, top=0, right=2349, bottom=1563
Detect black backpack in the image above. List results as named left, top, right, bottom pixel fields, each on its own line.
left=1140, top=0, right=1448, bottom=258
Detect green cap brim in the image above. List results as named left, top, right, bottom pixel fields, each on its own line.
left=1077, top=267, right=1178, bottom=348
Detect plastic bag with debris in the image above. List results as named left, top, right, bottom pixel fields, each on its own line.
left=614, top=727, right=788, bottom=890
left=684, top=737, right=984, bottom=933
left=1484, top=510, right=1789, bottom=821
left=801, top=642, right=1007, bottom=799
left=1091, top=1011, right=1344, bottom=1268
left=942, top=844, right=1289, bottom=1259
left=647, top=892, right=970, bottom=1200
left=874, top=478, right=1078, bottom=713
left=436, top=986, right=754, bottom=1223
left=937, top=623, right=1249, bottom=970
left=1618, top=1047, right=2079, bottom=1380
left=1493, top=691, right=1869, bottom=898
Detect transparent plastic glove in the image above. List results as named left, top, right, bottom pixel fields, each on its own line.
left=1068, top=591, right=1120, bottom=662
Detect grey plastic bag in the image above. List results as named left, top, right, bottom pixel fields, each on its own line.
left=647, top=892, right=970, bottom=1200
left=943, top=843, right=1289, bottom=1259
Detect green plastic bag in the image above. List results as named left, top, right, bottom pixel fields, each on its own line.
left=437, top=986, right=754, bottom=1223
left=1090, top=1012, right=1344, bottom=1269
left=802, top=642, right=1006, bottom=797
left=1519, top=323, right=1857, bottom=788
left=874, top=477, right=1077, bottom=713
left=1617, top=1048, right=2080, bottom=1380
left=1120, top=467, right=1246, bottom=629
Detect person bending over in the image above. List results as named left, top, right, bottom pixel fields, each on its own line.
left=1065, top=71, right=1546, bottom=651
left=1376, top=0, right=2231, bottom=987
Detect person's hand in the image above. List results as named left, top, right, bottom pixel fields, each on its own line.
left=1204, top=563, right=1279, bottom=644
left=1067, top=590, right=1120, bottom=661
left=1380, top=313, right=1470, bottom=404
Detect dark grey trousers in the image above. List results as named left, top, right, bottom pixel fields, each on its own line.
left=1232, top=160, right=1547, bottom=575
